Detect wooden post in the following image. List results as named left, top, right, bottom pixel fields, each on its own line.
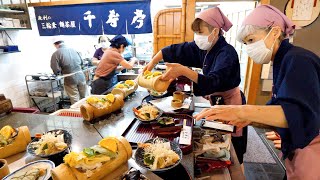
left=185, top=0, right=195, bottom=42
left=244, top=0, right=270, bottom=105
left=28, top=0, right=143, bottom=7
left=181, top=0, right=186, bottom=42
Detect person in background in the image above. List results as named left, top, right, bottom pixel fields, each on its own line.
left=91, top=35, right=136, bottom=95
left=50, top=38, right=88, bottom=104
left=195, top=5, right=320, bottom=179
left=144, top=7, right=247, bottom=167
left=92, top=35, right=110, bottom=66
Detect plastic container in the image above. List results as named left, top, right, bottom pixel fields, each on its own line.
left=50, top=109, right=82, bottom=117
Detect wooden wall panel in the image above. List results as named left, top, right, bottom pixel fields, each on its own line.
left=173, top=12, right=181, bottom=35
left=153, top=8, right=182, bottom=55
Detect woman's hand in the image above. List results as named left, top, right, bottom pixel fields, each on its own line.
left=161, top=63, right=186, bottom=82
left=143, top=51, right=164, bottom=72
left=194, top=105, right=251, bottom=129
left=143, top=61, right=156, bottom=72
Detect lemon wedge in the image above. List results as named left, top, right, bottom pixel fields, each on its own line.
left=143, top=70, right=152, bottom=76
left=105, top=94, right=115, bottom=103
left=125, top=80, right=135, bottom=86
left=152, top=71, right=162, bottom=77
left=98, top=137, right=118, bottom=153
left=64, top=152, right=81, bottom=167
left=0, top=125, right=15, bottom=140
left=116, top=84, right=125, bottom=89
left=87, top=97, right=100, bottom=104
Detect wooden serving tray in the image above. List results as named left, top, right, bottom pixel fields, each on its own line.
left=122, top=113, right=193, bottom=154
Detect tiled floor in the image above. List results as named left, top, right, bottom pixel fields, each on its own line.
left=244, top=127, right=286, bottom=180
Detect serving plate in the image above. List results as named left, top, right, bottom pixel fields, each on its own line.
left=133, top=102, right=163, bottom=124
left=134, top=138, right=182, bottom=172
left=147, top=89, right=168, bottom=99
left=3, top=160, right=55, bottom=180
left=27, top=129, right=72, bottom=158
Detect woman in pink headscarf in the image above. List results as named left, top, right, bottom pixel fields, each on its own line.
left=195, top=5, right=320, bottom=179
left=144, top=7, right=248, bottom=166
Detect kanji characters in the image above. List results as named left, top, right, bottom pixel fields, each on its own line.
left=84, top=10, right=96, bottom=28
left=131, top=9, right=146, bottom=29
left=106, top=9, right=120, bottom=28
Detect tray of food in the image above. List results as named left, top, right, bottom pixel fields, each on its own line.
left=133, top=103, right=163, bottom=124
left=111, top=80, right=138, bottom=99
left=122, top=113, right=193, bottom=154
left=27, top=129, right=72, bottom=158
left=3, top=160, right=55, bottom=180
left=147, top=89, right=168, bottom=99
left=137, top=70, right=170, bottom=92
left=80, top=93, right=124, bottom=122
left=134, top=138, right=182, bottom=171
left=0, top=125, right=31, bottom=159
left=193, top=128, right=232, bottom=172
left=51, top=136, right=132, bottom=180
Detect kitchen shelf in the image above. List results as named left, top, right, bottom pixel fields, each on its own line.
left=26, top=79, right=59, bottom=83
left=25, top=74, right=65, bottom=112
left=0, top=27, right=30, bottom=30
left=29, top=96, right=60, bottom=100
left=0, top=50, right=21, bottom=55
left=0, top=9, right=25, bottom=14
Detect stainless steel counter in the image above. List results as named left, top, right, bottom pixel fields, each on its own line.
left=0, top=89, right=194, bottom=179
left=0, top=113, right=101, bottom=152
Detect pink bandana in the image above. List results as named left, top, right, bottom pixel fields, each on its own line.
left=197, top=7, right=233, bottom=32
left=242, top=5, right=295, bottom=37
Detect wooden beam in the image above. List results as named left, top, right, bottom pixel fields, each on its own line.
left=185, top=0, right=195, bottom=42
left=28, top=0, right=143, bottom=7
left=244, top=0, right=270, bottom=104
left=246, top=59, right=262, bottom=105
left=181, top=0, right=186, bottom=42
left=196, top=0, right=256, bottom=2
left=156, top=35, right=181, bottom=38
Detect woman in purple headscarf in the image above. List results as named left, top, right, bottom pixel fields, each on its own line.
left=144, top=7, right=248, bottom=166
left=195, top=5, right=320, bottom=179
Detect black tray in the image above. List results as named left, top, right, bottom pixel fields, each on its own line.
left=154, top=163, right=192, bottom=180
left=122, top=113, right=194, bottom=154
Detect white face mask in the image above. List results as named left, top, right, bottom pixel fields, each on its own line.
left=100, top=42, right=108, bottom=48
left=194, top=32, right=215, bottom=50
left=246, top=29, right=276, bottom=64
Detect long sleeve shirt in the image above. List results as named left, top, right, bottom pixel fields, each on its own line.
left=50, top=44, right=85, bottom=85
left=267, top=39, right=320, bottom=159
left=161, top=36, right=240, bottom=96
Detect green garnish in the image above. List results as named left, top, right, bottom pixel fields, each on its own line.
left=100, top=98, right=107, bottom=102
left=124, top=84, right=130, bottom=88
left=144, top=154, right=154, bottom=165
left=83, top=148, right=96, bottom=157
left=145, top=113, right=151, bottom=119
left=42, top=143, right=48, bottom=150
left=103, top=149, right=117, bottom=158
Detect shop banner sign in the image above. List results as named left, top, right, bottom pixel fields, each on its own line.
left=34, top=0, right=151, bottom=36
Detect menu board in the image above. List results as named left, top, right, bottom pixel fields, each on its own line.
left=34, top=0, right=152, bottom=36
left=292, top=0, right=314, bottom=20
